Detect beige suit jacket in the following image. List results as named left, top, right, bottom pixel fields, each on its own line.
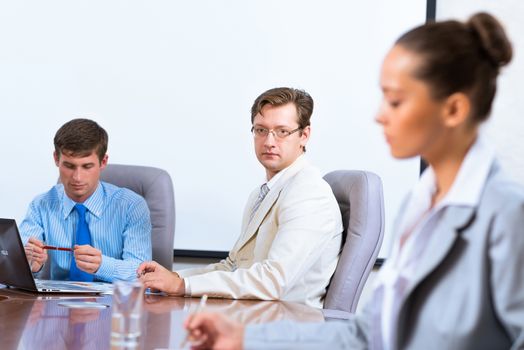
left=178, top=156, right=343, bottom=308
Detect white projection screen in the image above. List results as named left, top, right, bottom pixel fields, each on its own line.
left=0, top=1, right=429, bottom=259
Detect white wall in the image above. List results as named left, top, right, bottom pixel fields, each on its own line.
left=0, top=1, right=427, bottom=257
left=437, top=0, right=524, bottom=186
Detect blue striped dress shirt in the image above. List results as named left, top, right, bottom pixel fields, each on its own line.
left=19, top=181, right=152, bottom=282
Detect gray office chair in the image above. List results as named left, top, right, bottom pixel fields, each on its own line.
left=322, top=170, right=385, bottom=319
left=100, top=164, right=176, bottom=270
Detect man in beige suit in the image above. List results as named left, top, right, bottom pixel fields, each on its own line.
left=138, top=87, right=343, bottom=308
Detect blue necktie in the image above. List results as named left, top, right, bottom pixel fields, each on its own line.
left=69, top=204, right=94, bottom=281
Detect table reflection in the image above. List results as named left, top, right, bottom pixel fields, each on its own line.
left=1, top=286, right=323, bottom=350
left=143, top=294, right=324, bottom=347
left=144, top=294, right=324, bottom=323
left=20, top=296, right=111, bottom=350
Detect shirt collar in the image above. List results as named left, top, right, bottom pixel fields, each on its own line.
left=60, top=182, right=105, bottom=219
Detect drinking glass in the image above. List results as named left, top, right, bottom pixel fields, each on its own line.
left=110, top=280, right=145, bottom=348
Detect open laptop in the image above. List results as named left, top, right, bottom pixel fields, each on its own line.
left=0, top=218, right=109, bottom=294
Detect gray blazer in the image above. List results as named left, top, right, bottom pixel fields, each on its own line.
left=245, top=162, right=524, bottom=350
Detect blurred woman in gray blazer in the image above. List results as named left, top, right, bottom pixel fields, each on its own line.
left=183, top=12, right=524, bottom=350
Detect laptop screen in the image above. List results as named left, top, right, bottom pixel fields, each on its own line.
left=0, top=218, right=38, bottom=291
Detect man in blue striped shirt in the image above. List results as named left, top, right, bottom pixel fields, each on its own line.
left=19, top=118, right=152, bottom=282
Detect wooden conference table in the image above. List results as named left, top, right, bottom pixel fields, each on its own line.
left=0, top=285, right=324, bottom=350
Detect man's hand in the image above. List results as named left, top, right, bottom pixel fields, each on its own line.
left=137, top=261, right=185, bottom=295
left=144, top=294, right=186, bottom=314
left=74, top=244, right=102, bottom=274
left=184, top=312, right=244, bottom=350
left=24, top=237, right=47, bottom=272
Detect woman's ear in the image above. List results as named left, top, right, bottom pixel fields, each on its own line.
left=442, top=92, right=471, bottom=128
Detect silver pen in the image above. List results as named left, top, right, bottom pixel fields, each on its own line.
left=180, top=294, right=208, bottom=348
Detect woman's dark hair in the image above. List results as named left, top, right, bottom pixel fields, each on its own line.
left=396, top=12, right=512, bottom=123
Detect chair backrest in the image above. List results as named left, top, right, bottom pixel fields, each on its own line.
left=323, top=170, right=384, bottom=314
left=100, top=164, right=175, bottom=270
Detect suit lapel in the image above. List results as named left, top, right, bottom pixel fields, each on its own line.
left=400, top=161, right=498, bottom=297
left=234, top=156, right=309, bottom=252
left=398, top=205, right=476, bottom=313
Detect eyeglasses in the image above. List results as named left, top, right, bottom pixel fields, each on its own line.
left=251, top=126, right=302, bottom=139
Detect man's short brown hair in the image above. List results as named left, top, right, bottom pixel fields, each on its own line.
left=54, top=118, right=108, bottom=162
left=250, top=87, right=314, bottom=130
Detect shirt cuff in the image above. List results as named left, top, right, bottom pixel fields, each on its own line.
left=95, top=255, right=114, bottom=282
left=184, top=277, right=191, bottom=296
